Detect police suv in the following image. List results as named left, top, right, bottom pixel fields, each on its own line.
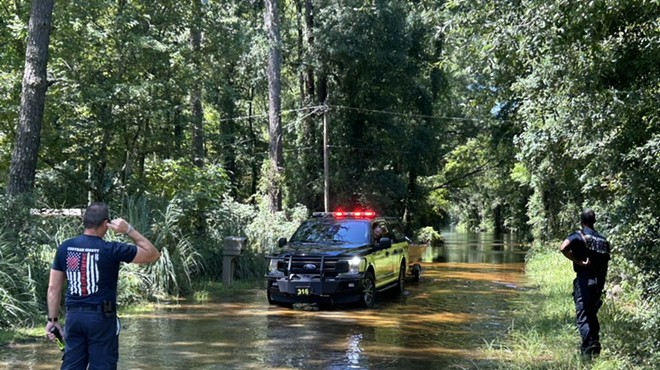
left=265, top=211, right=409, bottom=308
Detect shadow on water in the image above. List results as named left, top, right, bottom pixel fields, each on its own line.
left=1, top=230, right=528, bottom=370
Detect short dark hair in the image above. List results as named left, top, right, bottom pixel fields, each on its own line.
left=581, top=209, right=596, bottom=227
left=83, top=202, right=109, bottom=228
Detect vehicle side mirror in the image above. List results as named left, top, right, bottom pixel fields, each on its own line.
left=378, top=237, right=392, bottom=250
left=277, top=237, right=287, bottom=248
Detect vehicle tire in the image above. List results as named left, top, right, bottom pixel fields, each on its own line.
left=396, top=262, right=406, bottom=295
left=361, top=271, right=376, bottom=308
left=267, top=289, right=275, bottom=305
left=412, top=265, right=421, bottom=282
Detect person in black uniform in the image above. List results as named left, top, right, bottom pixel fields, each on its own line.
left=559, top=209, right=610, bottom=359
left=45, top=202, right=160, bottom=369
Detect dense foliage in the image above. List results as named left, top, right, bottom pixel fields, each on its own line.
left=444, top=0, right=660, bottom=276
left=1, top=0, right=658, bottom=361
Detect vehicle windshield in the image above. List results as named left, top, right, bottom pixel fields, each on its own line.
left=289, top=219, right=369, bottom=244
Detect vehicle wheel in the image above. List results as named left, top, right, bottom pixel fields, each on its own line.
left=361, top=271, right=376, bottom=308
left=396, top=262, right=406, bottom=295
left=267, top=289, right=275, bottom=305
left=412, top=266, right=421, bottom=282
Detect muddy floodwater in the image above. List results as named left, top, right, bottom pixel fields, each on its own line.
left=2, top=230, right=528, bottom=370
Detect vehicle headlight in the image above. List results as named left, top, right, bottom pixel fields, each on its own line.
left=348, top=256, right=363, bottom=274
left=268, top=258, right=285, bottom=275
left=335, top=257, right=363, bottom=274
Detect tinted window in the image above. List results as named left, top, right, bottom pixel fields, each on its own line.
left=290, top=219, right=369, bottom=244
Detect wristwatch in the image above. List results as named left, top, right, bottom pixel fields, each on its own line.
left=47, top=317, right=58, bottom=322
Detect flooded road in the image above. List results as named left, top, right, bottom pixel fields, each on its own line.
left=2, top=230, right=527, bottom=370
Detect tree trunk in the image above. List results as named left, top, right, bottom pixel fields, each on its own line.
left=293, top=0, right=320, bottom=210
left=265, top=0, right=283, bottom=213
left=190, top=0, right=204, bottom=168
left=295, top=0, right=305, bottom=103
left=248, top=89, right=258, bottom=202
left=304, top=0, right=315, bottom=100
left=295, top=0, right=315, bottom=102
left=216, top=80, right=238, bottom=197
left=7, top=0, right=55, bottom=196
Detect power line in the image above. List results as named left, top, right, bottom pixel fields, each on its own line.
left=206, top=103, right=477, bottom=145
left=214, top=104, right=490, bottom=124
left=330, top=105, right=487, bottom=122
left=217, top=105, right=326, bottom=123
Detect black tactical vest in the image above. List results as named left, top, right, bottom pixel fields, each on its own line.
left=580, top=231, right=611, bottom=257
left=576, top=229, right=610, bottom=276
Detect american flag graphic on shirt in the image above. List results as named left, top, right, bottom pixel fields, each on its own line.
left=66, top=248, right=100, bottom=296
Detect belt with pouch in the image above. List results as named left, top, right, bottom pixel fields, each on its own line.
left=67, top=301, right=116, bottom=314
left=66, top=305, right=103, bottom=312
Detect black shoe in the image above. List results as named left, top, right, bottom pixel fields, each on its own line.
left=580, top=352, right=593, bottom=362
left=581, top=342, right=601, bottom=360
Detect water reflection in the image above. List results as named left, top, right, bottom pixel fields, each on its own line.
left=1, top=230, right=528, bottom=370
left=432, top=228, right=528, bottom=264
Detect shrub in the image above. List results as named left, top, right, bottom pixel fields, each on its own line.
left=141, top=158, right=230, bottom=234
left=414, top=226, right=443, bottom=245
left=239, top=197, right=308, bottom=280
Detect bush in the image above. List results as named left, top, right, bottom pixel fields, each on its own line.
left=414, top=226, right=443, bottom=245
left=186, top=194, right=309, bottom=282
left=237, top=198, right=308, bottom=280
left=114, top=196, right=205, bottom=298
left=141, top=158, right=230, bottom=234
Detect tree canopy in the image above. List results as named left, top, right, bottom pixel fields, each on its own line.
left=1, top=0, right=658, bottom=295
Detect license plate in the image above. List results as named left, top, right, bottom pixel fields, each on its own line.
left=296, top=287, right=311, bottom=296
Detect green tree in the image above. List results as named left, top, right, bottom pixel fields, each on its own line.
left=7, top=0, right=55, bottom=197
left=36, top=0, right=191, bottom=204
left=0, top=0, right=29, bottom=183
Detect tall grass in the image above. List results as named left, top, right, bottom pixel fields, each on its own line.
left=0, top=237, right=38, bottom=328
left=110, top=196, right=204, bottom=299
left=484, top=244, right=658, bottom=369
left=0, top=194, right=74, bottom=329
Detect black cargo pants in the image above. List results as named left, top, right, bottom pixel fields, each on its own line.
left=573, top=273, right=603, bottom=355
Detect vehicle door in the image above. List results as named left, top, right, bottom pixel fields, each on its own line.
left=371, top=219, right=394, bottom=284
left=386, top=219, right=409, bottom=275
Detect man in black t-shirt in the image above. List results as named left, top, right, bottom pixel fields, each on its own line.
left=560, top=209, right=610, bottom=359
left=45, top=203, right=160, bottom=369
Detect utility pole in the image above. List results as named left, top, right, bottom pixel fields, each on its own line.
left=323, top=103, right=329, bottom=212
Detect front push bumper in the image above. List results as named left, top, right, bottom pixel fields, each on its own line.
left=266, top=274, right=364, bottom=305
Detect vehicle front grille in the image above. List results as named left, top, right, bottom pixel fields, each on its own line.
left=277, top=256, right=343, bottom=276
